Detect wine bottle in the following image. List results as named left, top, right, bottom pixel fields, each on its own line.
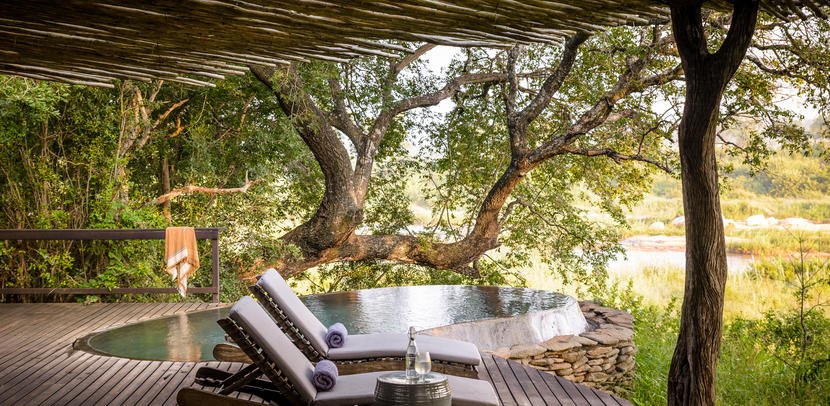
left=405, top=326, right=418, bottom=379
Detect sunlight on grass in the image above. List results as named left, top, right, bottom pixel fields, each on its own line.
left=518, top=251, right=799, bottom=320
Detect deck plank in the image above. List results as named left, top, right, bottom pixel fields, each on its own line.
left=0, top=304, right=632, bottom=406
left=524, top=367, right=564, bottom=406
left=507, top=358, right=548, bottom=406
left=1, top=304, right=147, bottom=405
left=493, top=353, right=533, bottom=405
left=0, top=305, right=132, bottom=403
left=482, top=351, right=518, bottom=405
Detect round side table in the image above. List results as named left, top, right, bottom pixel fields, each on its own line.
left=375, top=371, right=451, bottom=406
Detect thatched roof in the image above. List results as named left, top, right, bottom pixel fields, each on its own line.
left=0, top=1, right=827, bottom=87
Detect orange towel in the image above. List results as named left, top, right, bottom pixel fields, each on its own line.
left=164, top=227, right=200, bottom=297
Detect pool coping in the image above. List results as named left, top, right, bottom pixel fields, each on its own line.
left=72, top=304, right=232, bottom=361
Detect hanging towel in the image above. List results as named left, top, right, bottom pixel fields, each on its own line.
left=164, top=227, right=200, bottom=297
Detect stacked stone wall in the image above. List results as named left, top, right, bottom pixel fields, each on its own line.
left=485, top=301, right=636, bottom=395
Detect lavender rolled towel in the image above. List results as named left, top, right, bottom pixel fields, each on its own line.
left=312, top=360, right=338, bottom=391
left=326, top=322, right=347, bottom=348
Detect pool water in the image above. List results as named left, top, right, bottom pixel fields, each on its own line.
left=82, top=285, right=572, bottom=361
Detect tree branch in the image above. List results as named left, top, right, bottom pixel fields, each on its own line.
left=250, top=64, right=355, bottom=182
left=528, top=32, right=654, bottom=165
left=136, top=98, right=190, bottom=149
left=638, top=63, right=684, bottom=88
left=384, top=73, right=509, bottom=119
left=516, top=33, right=589, bottom=128
left=147, top=171, right=261, bottom=206
left=505, top=44, right=521, bottom=119
left=744, top=53, right=789, bottom=75
left=560, top=145, right=672, bottom=173
left=327, top=76, right=365, bottom=146
left=713, top=0, right=760, bottom=80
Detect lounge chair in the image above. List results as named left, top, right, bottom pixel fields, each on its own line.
left=178, top=296, right=501, bottom=406
left=248, top=269, right=481, bottom=377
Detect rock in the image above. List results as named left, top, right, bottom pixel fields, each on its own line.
left=555, top=368, right=574, bottom=376
left=587, top=349, right=612, bottom=358
left=541, top=335, right=583, bottom=352
left=571, top=357, right=588, bottom=369
left=617, top=354, right=630, bottom=363
left=509, top=343, right=546, bottom=359
left=671, top=216, right=685, bottom=226
left=587, top=372, right=609, bottom=382
left=579, top=301, right=599, bottom=312
left=581, top=331, right=620, bottom=346
left=562, top=350, right=586, bottom=363
left=589, top=365, right=603, bottom=372
left=573, top=363, right=591, bottom=373
left=620, top=346, right=637, bottom=355
left=601, top=327, right=634, bottom=342
left=782, top=217, right=812, bottom=229
left=616, top=339, right=635, bottom=347
left=573, top=335, right=598, bottom=346
left=549, top=362, right=572, bottom=371
left=617, top=358, right=635, bottom=371
left=588, top=359, right=605, bottom=366
left=607, top=310, right=634, bottom=320
left=606, top=314, right=634, bottom=328
left=492, top=347, right=511, bottom=358
left=746, top=214, right=768, bottom=227
left=650, top=221, right=665, bottom=230
left=530, top=359, right=552, bottom=367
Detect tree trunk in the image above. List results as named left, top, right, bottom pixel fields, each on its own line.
left=667, top=2, right=758, bottom=405
left=160, top=157, right=172, bottom=220
left=247, top=33, right=671, bottom=277
left=669, top=70, right=729, bottom=406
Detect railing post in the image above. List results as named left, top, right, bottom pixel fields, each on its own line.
left=212, top=237, right=220, bottom=303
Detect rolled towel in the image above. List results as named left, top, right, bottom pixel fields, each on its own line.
left=312, top=360, right=338, bottom=391
left=326, top=322, right=347, bottom=348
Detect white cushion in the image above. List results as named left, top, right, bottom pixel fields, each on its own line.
left=258, top=268, right=330, bottom=354
left=327, top=334, right=482, bottom=366
left=313, top=372, right=500, bottom=406
left=229, top=296, right=318, bottom=402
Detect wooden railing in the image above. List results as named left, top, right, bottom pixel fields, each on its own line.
left=0, top=228, right=222, bottom=302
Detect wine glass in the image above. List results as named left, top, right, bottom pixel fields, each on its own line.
left=414, top=351, right=432, bottom=383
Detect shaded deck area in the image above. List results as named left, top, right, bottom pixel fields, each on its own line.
left=0, top=303, right=632, bottom=405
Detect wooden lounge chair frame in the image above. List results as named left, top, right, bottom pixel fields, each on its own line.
left=248, top=283, right=479, bottom=378
left=179, top=316, right=308, bottom=406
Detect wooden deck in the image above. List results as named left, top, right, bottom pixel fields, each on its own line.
left=0, top=303, right=632, bottom=405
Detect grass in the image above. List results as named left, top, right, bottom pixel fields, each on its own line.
left=519, top=252, right=801, bottom=320
left=720, top=196, right=830, bottom=223
left=518, top=250, right=830, bottom=405
left=623, top=192, right=830, bottom=227
left=622, top=218, right=829, bottom=257
left=725, top=229, right=830, bottom=256
left=630, top=309, right=829, bottom=406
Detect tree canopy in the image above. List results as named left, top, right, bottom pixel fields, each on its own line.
left=0, top=11, right=827, bottom=300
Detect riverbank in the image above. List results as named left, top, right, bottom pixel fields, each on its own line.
left=621, top=232, right=830, bottom=258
